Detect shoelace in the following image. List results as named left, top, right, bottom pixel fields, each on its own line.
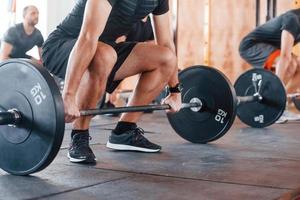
left=132, top=127, right=147, bottom=142
left=73, top=135, right=92, bottom=147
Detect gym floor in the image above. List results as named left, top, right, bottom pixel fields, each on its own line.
left=0, top=111, right=299, bottom=200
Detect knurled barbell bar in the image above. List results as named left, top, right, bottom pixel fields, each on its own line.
left=0, top=59, right=286, bottom=176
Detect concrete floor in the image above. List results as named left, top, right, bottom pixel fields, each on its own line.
left=1, top=111, right=300, bottom=200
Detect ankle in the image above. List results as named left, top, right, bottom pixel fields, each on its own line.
left=71, top=129, right=89, bottom=138
left=113, top=121, right=137, bottom=135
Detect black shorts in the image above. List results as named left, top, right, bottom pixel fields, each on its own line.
left=239, top=43, right=278, bottom=68
left=42, top=33, right=137, bottom=93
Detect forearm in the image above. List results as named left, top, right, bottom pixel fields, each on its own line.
left=63, top=39, right=98, bottom=97
left=0, top=41, right=13, bottom=61
left=38, top=48, right=43, bottom=62
left=276, top=55, right=291, bottom=85
left=168, top=65, right=179, bottom=87
left=0, top=54, right=10, bottom=61
left=0, top=49, right=11, bottom=61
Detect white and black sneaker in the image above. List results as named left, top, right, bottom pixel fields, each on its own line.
left=276, top=110, right=300, bottom=124
left=106, top=127, right=161, bottom=153
left=68, top=133, right=96, bottom=163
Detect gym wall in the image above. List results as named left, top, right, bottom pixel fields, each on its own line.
left=176, top=0, right=292, bottom=82
left=0, top=0, right=297, bottom=90
left=121, top=0, right=294, bottom=90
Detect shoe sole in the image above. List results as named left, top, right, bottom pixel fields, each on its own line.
left=106, top=141, right=161, bottom=153
left=67, top=153, right=97, bottom=163
left=276, top=119, right=288, bottom=124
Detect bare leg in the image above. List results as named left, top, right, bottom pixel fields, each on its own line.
left=113, top=43, right=177, bottom=123
left=276, top=55, right=297, bottom=86
left=73, top=43, right=117, bottom=130
left=286, top=56, right=300, bottom=93
left=108, top=87, right=119, bottom=105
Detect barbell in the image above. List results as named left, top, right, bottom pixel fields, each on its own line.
left=0, top=59, right=286, bottom=175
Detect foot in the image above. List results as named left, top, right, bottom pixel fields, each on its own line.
left=281, top=110, right=300, bottom=121
left=68, top=133, right=96, bottom=163
left=275, top=116, right=288, bottom=124
left=276, top=110, right=300, bottom=124
left=106, top=127, right=161, bottom=153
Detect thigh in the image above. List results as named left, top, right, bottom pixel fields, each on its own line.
left=240, top=43, right=278, bottom=68
left=113, top=42, right=170, bottom=81
left=105, top=42, right=169, bottom=93
left=293, top=54, right=300, bottom=70
left=288, top=54, right=298, bottom=74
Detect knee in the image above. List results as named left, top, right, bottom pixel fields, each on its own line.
left=89, top=44, right=117, bottom=78
left=157, top=47, right=177, bottom=75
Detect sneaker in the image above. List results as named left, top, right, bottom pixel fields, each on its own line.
left=282, top=110, right=300, bottom=121
left=68, top=133, right=96, bottom=163
left=106, top=127, right=161, bottom=153
left=276, top=110, right=300, bottom=124
left=275, top=116, right=288, bottom=124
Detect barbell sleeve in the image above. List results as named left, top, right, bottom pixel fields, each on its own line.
left=0, top=110, right=21, bottom=125
left=237, top=95, right=262, bottom=106
left=80, top=102, right=202, bottom=116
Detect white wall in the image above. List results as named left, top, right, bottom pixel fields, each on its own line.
left=0, top=1, right=17, bottom=38
left=46, top=0, right=75, bottom=36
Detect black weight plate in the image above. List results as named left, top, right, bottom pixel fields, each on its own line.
left=0, top=59, right=65, bottom=175
left=167, top=66, right=237, bottom=143
left=234, top=68, right=286, bottom=128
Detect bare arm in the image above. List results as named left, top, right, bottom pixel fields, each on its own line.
left=38, top=47, right=43, bottom=62
left=153, top=12, right=178, bottom=87
left=276, top=30, right=295, bottom=85
left=0, top=41, right=13, bottom=61
left=63, top=0, right=111, bottom=97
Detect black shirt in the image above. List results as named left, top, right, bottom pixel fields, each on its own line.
left=56, top=0, right=168, bottom=43
left=240, top=9, right=300, bottom=50
left=126, top=16, right=154, bottom=42
left=2, top=23, right=44, bottom=59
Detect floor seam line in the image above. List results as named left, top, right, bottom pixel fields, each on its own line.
left=27, top=175, right=133, bottom=200
left=63, top=164, right=292, bottom=191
